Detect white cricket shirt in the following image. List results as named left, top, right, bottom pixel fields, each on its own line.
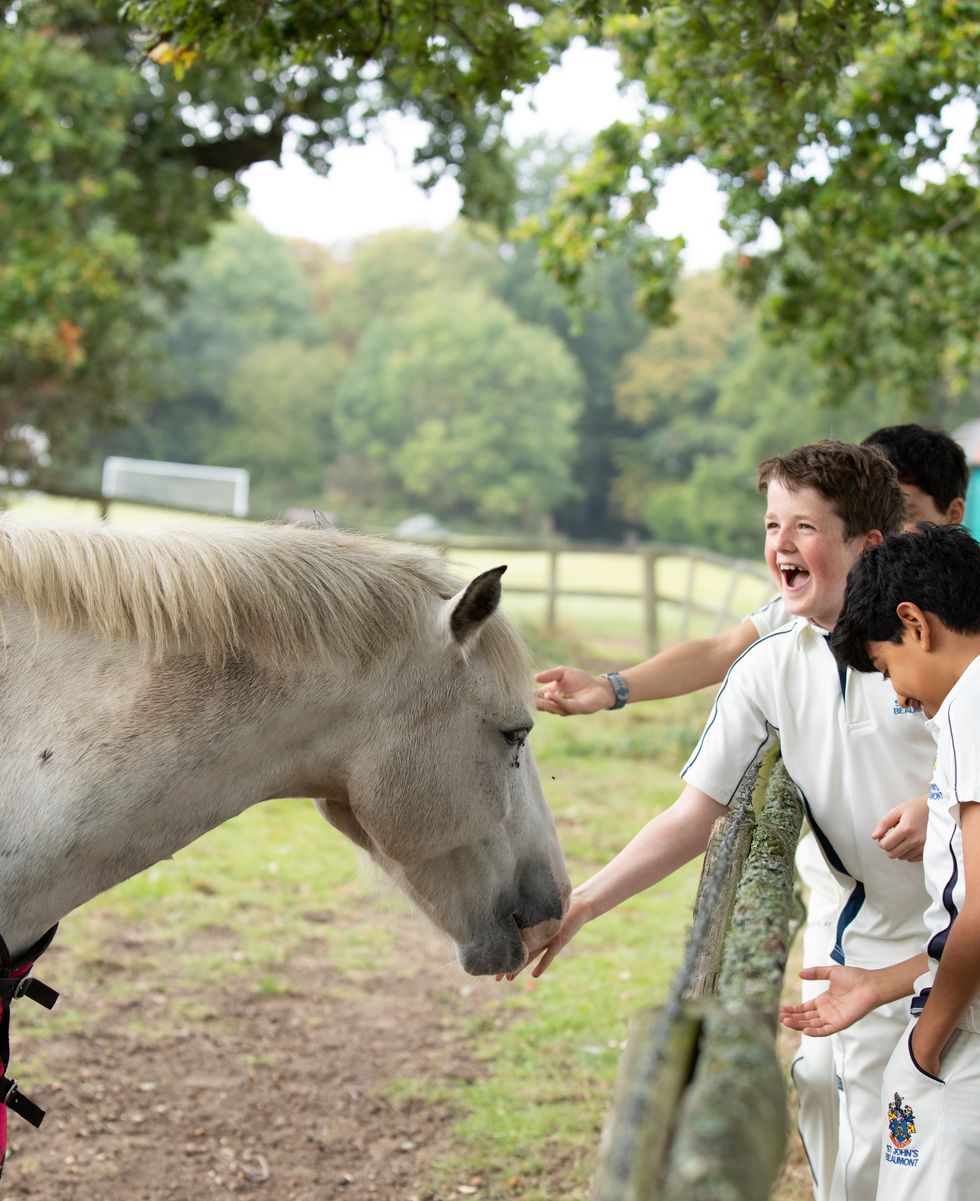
left=913, top=652, right=980, bottom=1031
left=682, top=617, right=934, bottom=969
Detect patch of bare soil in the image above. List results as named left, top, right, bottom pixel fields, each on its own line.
left=6, top=912, right=820, bottom=1201
left=5, top=917, right=500, bottom=1201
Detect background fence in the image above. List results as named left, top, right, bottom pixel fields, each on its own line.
left=14, top=486, right=773, bottom=659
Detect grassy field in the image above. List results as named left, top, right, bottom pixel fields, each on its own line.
left=3, top=493, right=791, bottom=1197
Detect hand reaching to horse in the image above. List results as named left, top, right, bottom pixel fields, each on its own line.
left=534, top=666, right=615, bottom=716
left=498, top=892, right=594, bottom=981
left=779, top=965, right=886, bottom=1037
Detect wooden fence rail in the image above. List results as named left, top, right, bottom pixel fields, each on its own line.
left=593, top=748, right=804, bottom=1201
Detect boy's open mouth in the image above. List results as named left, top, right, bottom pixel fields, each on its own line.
left=779, top=564, right=811, bottom=592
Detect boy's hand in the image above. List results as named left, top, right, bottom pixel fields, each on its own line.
left=535, top=666, right=616, bottom=716
left=909, top=1024, right=944, bottom=1079
left=779, top=965, right=885, bottom=1036
left=872, top=794, right=929, bottom=861
left=497, top=892, right=594, bottom=981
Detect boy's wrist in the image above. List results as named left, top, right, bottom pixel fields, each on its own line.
left=570, top=887, right=598, bottom=925
left=869, top=955, right=925, bottom=1006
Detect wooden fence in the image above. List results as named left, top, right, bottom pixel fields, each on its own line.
left=594, top=748, right=804, bottom=1201
left=17, top=486, right=772, bottom=656
left=439, top=539, right=771, bottom=654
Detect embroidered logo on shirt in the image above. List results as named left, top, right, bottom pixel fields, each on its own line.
left=893, top=699, right=920, bottom=715
left=884, top=1092, right=919, bottom=1166
left=929, top=781, right=942, bottom=802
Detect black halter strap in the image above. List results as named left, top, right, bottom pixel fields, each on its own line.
left=0, top=924, right=59, bottom=1177
left=0, top=924, right=59, bottom=978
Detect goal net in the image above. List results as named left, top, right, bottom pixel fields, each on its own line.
left=101, top=457, right=250, bottom=517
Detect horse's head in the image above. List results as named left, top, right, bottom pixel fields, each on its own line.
left=316, top=566, right=570, bottom=976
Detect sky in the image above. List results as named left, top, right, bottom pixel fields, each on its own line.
left=244, top=42, right=733, bottom=271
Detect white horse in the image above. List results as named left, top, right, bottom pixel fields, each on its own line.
left=0, top=517, right=570, bottom=976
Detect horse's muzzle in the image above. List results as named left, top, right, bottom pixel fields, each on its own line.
left=458, top=926, right=526, bottom=976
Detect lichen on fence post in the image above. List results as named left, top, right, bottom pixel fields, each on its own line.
left=591, top=749, right=804, bottom=1201
left=592, top=758, right=767, bottom=1201
left=660, top=755, right=804, bottom=1201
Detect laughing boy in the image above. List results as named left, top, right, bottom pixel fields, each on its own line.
left=525, top=441, right=936, bottom=1201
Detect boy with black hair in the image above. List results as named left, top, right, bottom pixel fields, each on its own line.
left=861, top=424, right=968, bottom=527
left=525, top=441, right=936, bottom=1201
left=782, top=522, right=980, bottom=1199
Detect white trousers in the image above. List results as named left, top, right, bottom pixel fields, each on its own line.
left=830, top=999, right=908, bottom=1201
left=794, top=832, right=842, bottom=1201
left=875, top=1019, right=980, bottom=1201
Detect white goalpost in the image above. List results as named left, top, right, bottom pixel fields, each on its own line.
left=101, top=457, right=250, bottom=518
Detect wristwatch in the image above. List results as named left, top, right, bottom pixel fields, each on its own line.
left=600, top=671, right=629, bottom=710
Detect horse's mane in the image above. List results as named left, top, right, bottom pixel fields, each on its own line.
left=0, top=518, right=531, bottom=685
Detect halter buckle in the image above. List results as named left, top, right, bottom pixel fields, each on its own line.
left=0, top=1076, right=45, bottom=1129
left=13, top=976, right=58, bottom=1010
left=0, top=975, right=58, bottom=1010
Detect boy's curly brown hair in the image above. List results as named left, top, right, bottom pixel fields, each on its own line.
left=757, top=440, right=905, bottom=539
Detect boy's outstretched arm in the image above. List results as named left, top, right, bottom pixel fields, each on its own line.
left=535, top=621, right=759, bottom=715
left=908, top=800, right=980, bottom=1076
left=519, top=785, right=728, bottom=977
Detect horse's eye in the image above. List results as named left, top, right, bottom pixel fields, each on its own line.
left=502, top=728, right=529, bottom=747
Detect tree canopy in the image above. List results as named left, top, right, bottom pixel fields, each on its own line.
left=2, top=1, right=974, bottom=499
left=125, top=0, right=978, bottom=408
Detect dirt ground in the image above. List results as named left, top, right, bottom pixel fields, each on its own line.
left=5, top=916, right=506, bottom=1201
left=5, top=913, right=814, bottom=1201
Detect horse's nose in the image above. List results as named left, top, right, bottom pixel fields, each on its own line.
left=459, top=929, right=525, bottom=976
left=512, top=862, right=564, bottom=931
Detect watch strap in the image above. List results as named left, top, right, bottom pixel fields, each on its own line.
left=600, top=671, right=629, bottom=710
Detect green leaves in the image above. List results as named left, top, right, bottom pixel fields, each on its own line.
left=567, top=1, right=979, bottom=407
left=332, top=287, right=584, bottom=527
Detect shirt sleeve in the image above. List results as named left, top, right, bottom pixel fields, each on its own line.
left=945, top=692, right=980, bottom=818
left=745, top=596, right=790, bottom=638
left=681, top=644, right=779, bottom=806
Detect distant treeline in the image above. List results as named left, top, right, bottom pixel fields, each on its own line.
left=76, top=214, right=928, bottom=555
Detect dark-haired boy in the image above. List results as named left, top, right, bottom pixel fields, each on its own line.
left=526, top=441, right=935, bottom=1201
left=782, top=523, right=980, bottom=1200
left=862, top=424, right=967, bottom=528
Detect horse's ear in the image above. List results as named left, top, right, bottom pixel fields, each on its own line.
left=445, top=566, right=506, bottom=648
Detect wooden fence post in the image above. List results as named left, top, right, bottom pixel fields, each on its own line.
left=591, top=751, right=803, bottom=1201
left=679, top=549, right=698, bottom=642
left=713, top=561, right=743, bottom=633
left=662, top=759, right=803, bottom=1201
left=591, top=762, right=766, bottom=1201
left=642, top=547, right=659, bottom=655
left=545, top=546, right=559, bottom=632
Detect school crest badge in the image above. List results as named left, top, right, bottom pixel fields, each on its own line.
left=887, top=1092, right=916, bottom=1148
